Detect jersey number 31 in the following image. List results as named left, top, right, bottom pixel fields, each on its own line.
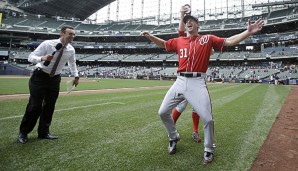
left=179, top=48, right=188, bottom=58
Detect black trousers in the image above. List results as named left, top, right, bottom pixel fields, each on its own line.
left=19, top=68, right=61, bottom=136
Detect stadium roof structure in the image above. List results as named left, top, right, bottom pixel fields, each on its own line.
left=8, top=0, right=115, bottom=20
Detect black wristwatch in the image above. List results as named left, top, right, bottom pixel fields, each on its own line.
left=75, top=77, right=79, bottom=80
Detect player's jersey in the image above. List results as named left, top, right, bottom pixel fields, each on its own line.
left=165, top=34, right=225, bottom=73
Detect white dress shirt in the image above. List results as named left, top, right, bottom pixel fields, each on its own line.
left=28, top=38, right=79, bottom=77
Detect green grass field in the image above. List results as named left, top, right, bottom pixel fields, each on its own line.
left=0, top=77, right=291, bottom=170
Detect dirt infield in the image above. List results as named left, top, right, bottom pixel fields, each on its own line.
left=250, top=86, right=298, bottom=171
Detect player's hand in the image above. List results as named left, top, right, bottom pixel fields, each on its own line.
left=180, top=5, right=186, bottom=17
left=180, top=4, right=190, bottom=17
left=140, top=31, right=150, bottom=37
left=247, top=18, right=264, bottom=35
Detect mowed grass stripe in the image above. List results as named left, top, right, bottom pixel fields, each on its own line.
left=208, top=83, right=245, bottom=94
left=211, top=84, right=260, bottom=107
left=209, top=84, right=289, bottom=170
left=0, top=89, right=166, bottom=119
left=0, top=89, right=165, bottom=142
left=0, top=102, right=126, bottom=121
left=29, top=89, right=166, bottom=136
left=235, top=85, right=290, bottom=170
left=0, top=77, right=175, bottom=95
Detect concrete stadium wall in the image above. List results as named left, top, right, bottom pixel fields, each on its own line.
left=0, top=63, right=31, bottom=76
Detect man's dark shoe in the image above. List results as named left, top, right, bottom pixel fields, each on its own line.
left=38, top=134, right=58, bottom=140
left=18, top=133, right=28, bottom=144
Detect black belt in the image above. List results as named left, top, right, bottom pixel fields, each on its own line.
left=178, top=72, right=203, bottom=77
left=35, top=68, right=60, bottom=78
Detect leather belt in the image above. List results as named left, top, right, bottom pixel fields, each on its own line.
left=35, top=67, right=60, bottom=77
left=178, top=72, right=204, bottom=78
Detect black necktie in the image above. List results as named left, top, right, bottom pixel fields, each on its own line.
left=50, top=46, right=65, bottom=77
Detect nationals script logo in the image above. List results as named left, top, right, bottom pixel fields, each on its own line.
left=199, top=35, right=210, bottom=45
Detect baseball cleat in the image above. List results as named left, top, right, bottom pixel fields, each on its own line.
left=168, top=139, right=178, bottom=154
left=168, top=133, right=180, bottom=154
left=203, top=151, right=214, bottom=164
left=176, top=132, right=181, bottom=141
left=192, top=132, right=201, bottom=143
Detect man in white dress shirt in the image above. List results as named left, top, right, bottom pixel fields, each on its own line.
left=18, top=25, right=79, bottom=144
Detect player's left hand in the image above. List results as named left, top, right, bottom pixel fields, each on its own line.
left=247, top=18, right=264, bottom=34
left=140, top=31, right=150, bottom=37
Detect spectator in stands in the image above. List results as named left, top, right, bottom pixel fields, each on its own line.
left=274, top=74, right=279, bottom=85
left=270, top=74, right=274, bottom=84
left=17, top=25, right=79, bottom=144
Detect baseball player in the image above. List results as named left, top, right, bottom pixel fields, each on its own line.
left=141, top=9, right=264, bottom=164
left=172, top=5, right=215, bottom=144
left=171, top=4, right=201, bottom=143
left=172, top=100, right=201, bottom=142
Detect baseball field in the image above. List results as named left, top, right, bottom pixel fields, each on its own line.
left=0, top=77, right=294, bottom=170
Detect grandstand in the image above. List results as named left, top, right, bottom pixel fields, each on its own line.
left=2, top=7, right=298, bottom=35
left=0, top=0, right=298, bottom=84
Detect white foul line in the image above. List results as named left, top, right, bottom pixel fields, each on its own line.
left=0, top=102, right=125, bottom=121
left=55, top=102, right=125, bottom=112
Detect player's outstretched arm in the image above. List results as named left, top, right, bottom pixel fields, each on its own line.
left=140, top=32, right=166, bottom=48
left=224, top=18, right=264, bottom=46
